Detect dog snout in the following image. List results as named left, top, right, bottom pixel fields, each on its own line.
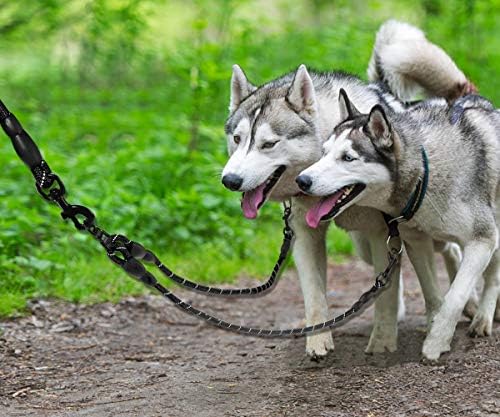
left=296, top=175, right=313, bottom=191
left=222, top=174, right=243, bottom=191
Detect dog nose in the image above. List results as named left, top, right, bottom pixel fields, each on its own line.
left=222, top=174, right=243, bottom=191
left=296, top=175, right=312, bottom=191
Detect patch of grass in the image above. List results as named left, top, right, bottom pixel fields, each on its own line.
left=0, top=221, right=352, bottom=317
left=1, top=0, right=497, bottom=317
left=0, top=58, right=356, bottom=318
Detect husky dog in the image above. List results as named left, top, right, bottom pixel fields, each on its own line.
left=221, top=20, right=473, bottom=358
left=298, top=92, right=500, bottom=360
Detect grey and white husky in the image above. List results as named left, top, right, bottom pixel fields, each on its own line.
left=298, top=92, right=500, bottom=360
left=221, top=20, right=474, bottom=358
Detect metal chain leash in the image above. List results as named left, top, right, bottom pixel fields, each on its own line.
left=0, top=99, right=402, bottom=338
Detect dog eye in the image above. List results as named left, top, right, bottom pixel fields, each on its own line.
left=233, top=135, right=241, bottom=144
left=342, top=154, right=356, bottom=162
left=261, top=140, right=279, bottom=150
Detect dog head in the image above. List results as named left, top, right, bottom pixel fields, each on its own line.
left=297, top=89, right=398, bottom=228
left=221, top=65, right=323, bottom=219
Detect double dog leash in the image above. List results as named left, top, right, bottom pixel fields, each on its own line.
left=0, top=100, right=294, bottom=298
left=0, top=99, right=427, bottom=337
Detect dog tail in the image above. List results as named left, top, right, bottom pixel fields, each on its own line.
left=368, top=20, right=477, bottom=102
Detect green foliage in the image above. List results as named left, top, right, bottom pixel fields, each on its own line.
left=0, top=0, right=67, bottom=39
left=1, top=0, right=498, bottom=316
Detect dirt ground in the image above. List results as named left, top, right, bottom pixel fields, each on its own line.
left=1, top=257, right=499, bottom=417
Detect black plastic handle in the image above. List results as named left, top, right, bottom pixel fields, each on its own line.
left=0, top=100, right=43, bottom=169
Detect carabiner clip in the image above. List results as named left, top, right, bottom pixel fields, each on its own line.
left=61, top=204, right=96, bottom=231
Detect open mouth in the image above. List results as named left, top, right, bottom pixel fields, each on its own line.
left=241, top=165, right=286, bottom=219
left=306, top=183, right=366, bottom=228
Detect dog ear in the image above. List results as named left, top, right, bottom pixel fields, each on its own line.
left=366, top=105, right=393, bottom=150
left=230, top=65, right=256, bottom=113
left=338, top=88, right=361, bottom=122
left=286, top=64, right=317, bottom=116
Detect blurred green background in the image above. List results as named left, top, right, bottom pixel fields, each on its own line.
left=0, top=0, right=498, bottom=316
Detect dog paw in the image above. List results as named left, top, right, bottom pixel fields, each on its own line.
left=421, top=356, right=440, bottom=366
left=422, top=337, right=450, bottom=361
left=468, top=312, right=493, bottom=337
left=365, top=326, right=397, bottom=353
left=306, top=332, right=334, bottom=360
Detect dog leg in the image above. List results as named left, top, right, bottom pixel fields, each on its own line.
left=352, top=231, right=405, bottom=322
left=495, top=298, right=500, bottom=322
left=291, top=211, right=334, bottom=359
left=437, top=241, right=478, bottom=319
left=365, top=232, right=400, bottom=353
left=423, top=238, right=496, bottom=360
left=406, top=235, right=443, bottom=327
left=350, top=231, right=372, bottom=264
left=469, top=249, right=500, bottom=336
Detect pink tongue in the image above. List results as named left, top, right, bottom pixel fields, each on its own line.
left=306, top=190, right=344, bottom=228
left=241, top=183, right=267, bottom=219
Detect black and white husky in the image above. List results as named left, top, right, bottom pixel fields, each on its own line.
left=298, top=92, right=500, bottom=360
left=221, top=20, right=475, bottom=359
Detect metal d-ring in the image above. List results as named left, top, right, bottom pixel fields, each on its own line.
left=386, top=235, right=403, bottom=256
left=387, top=215, right=405, bottom=225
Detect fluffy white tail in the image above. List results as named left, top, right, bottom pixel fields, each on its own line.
left=368, top=20, right=476, bottom=102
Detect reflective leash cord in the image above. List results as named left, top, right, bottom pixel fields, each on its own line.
left=0, top=99, right=403, bottom=338
left=0, top=99, right=294, bottom=298
left=155, top=203, right=294, bottom=297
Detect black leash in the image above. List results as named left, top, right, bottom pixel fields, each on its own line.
left=115, top=203, right=293, bottom=298
left=1, top=99, right=414, bottom=338
left=0, top=100, right=293, bottom=298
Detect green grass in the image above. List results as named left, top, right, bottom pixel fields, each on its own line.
left=0, top=196, right=352, bottom=317
left=0, top=79, right=352, bottom=317
left=1, top=0, right=497, bottom=317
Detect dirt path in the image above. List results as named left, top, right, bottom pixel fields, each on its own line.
left=1, top=258, right=499, bottom=417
